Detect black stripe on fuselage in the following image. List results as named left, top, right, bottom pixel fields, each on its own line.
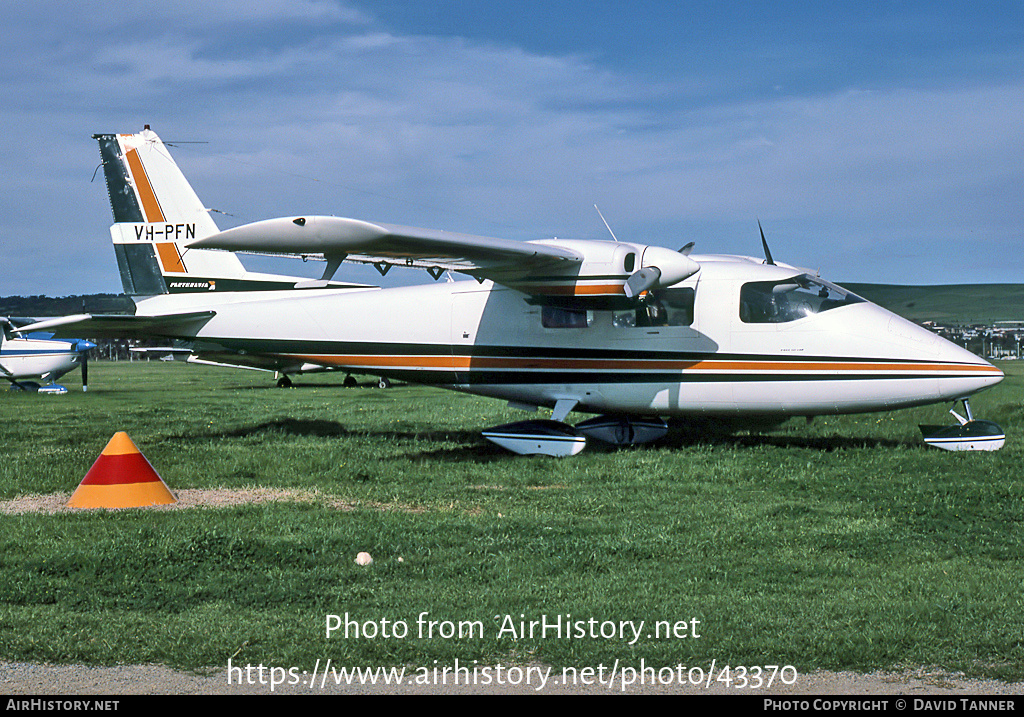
left=341, top=368, right=953, bottom=386
left=207, top=337, right=984, bottom=368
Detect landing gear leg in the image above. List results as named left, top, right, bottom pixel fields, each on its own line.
left=949, top=397, right=974, bottom=425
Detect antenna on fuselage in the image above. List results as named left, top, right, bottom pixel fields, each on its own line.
left=758, top=220, right=775, bottom=265
left=595, top=205, right=619, bottom=242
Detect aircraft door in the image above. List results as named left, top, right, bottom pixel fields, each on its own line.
left=450, top=287, right=489, bottom=386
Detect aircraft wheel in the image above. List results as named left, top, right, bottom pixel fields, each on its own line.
left=276, top=375, right=293, bottom=388
left=378, top=377, right=391, bottom=389
left=343, top=374, right=358, bottom=388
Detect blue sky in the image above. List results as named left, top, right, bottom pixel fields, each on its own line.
left=2, top=1, right=1023, bottom=296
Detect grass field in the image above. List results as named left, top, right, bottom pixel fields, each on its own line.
left=1, top=360, right=1022, bottom=682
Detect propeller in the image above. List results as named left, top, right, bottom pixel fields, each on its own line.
left=77, top=299, right=91, bottom=392
left=75, top=339, right=96, bottom=392
left=624, top=267, right=662, bottom=298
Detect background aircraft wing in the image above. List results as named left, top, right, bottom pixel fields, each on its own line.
left=191, top=216, right=582, bottom=283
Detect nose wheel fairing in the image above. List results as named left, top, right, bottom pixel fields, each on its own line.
left=920, top=398, right=1005, bottom=452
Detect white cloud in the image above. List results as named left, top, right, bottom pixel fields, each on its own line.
left=2, top=3, right=1023, bottom=294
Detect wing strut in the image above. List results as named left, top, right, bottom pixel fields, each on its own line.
left=552, top=398, right=579, bottom=423
left=295, top=253, right=347, bottom=289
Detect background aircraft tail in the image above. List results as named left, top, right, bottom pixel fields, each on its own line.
left=94, top=127, right=324, bottom=295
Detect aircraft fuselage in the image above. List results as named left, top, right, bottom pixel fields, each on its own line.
left=0, top=335, right=85, bottom=384
left=131, top=254, right=1002, bottom=419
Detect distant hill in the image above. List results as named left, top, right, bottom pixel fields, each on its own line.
left=841, top=283, right=1024, bottom=325
left=4, top=286, right=1024, bottom=327
left=0, top=294, right=133, bottom=319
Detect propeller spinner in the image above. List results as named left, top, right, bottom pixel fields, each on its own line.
left=623, top=245, right=700, bottom=299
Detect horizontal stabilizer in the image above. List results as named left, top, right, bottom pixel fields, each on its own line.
left=13, top=311, right=216, bottom=339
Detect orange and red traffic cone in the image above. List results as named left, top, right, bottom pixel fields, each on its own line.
left=67, top=432, right=176, bottom=509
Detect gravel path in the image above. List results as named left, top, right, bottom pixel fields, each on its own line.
left=0, top=488, right=359, bottom=514
left=2, top=661, right=1023, bottom=695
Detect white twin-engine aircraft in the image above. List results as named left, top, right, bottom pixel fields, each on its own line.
left=21, top=127, right=1005, bottom=454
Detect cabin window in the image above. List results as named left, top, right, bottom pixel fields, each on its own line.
left=739, top=275, right=864, bottom=324
left=542, top=305, right=592, bottom=328
left=613, top=287, right=695, bottom=328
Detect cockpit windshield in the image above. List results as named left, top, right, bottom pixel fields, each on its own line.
left=739, top=274, right=864, bottom=324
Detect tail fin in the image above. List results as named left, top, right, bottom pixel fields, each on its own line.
left=94, top=127, right=314, bottom=295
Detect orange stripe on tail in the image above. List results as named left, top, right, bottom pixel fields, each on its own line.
left=156, top=242, right=187, bottom=273
left=124, top=147, right=165, bottom=223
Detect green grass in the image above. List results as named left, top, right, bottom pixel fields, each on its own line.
left=1, top=361, right=1022, bottom=680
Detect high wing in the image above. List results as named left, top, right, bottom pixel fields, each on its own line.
left=191, top=216, right=584, bottom=284
left=191, top=215, right=701, bottom=304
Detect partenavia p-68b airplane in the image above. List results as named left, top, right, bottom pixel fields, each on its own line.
left=20, top=127, right=1005, bottom=454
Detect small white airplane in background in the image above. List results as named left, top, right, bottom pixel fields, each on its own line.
left=18, top=127, right=1005, bottom=453
left=1, top=318, right=95, bottom=393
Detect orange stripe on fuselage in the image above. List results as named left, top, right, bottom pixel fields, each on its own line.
left=124, top=147, right=165, bottom=223
left=512, top=284, right=626, bottom=296
left=294, top=355, right=462, bottom=369
left=284, top=354, right=1001, bottom=375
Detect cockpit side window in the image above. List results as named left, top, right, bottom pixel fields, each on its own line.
left=739, top=275, right=863, bottom=323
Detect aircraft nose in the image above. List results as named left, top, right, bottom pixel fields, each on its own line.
left=984, top=358, right=1004, bottom=387
left=933, top=335, right=1004, bottom=398
left=975, top=357, right=1005, bottom=389
left=76, top=340, right=97, bottom=352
